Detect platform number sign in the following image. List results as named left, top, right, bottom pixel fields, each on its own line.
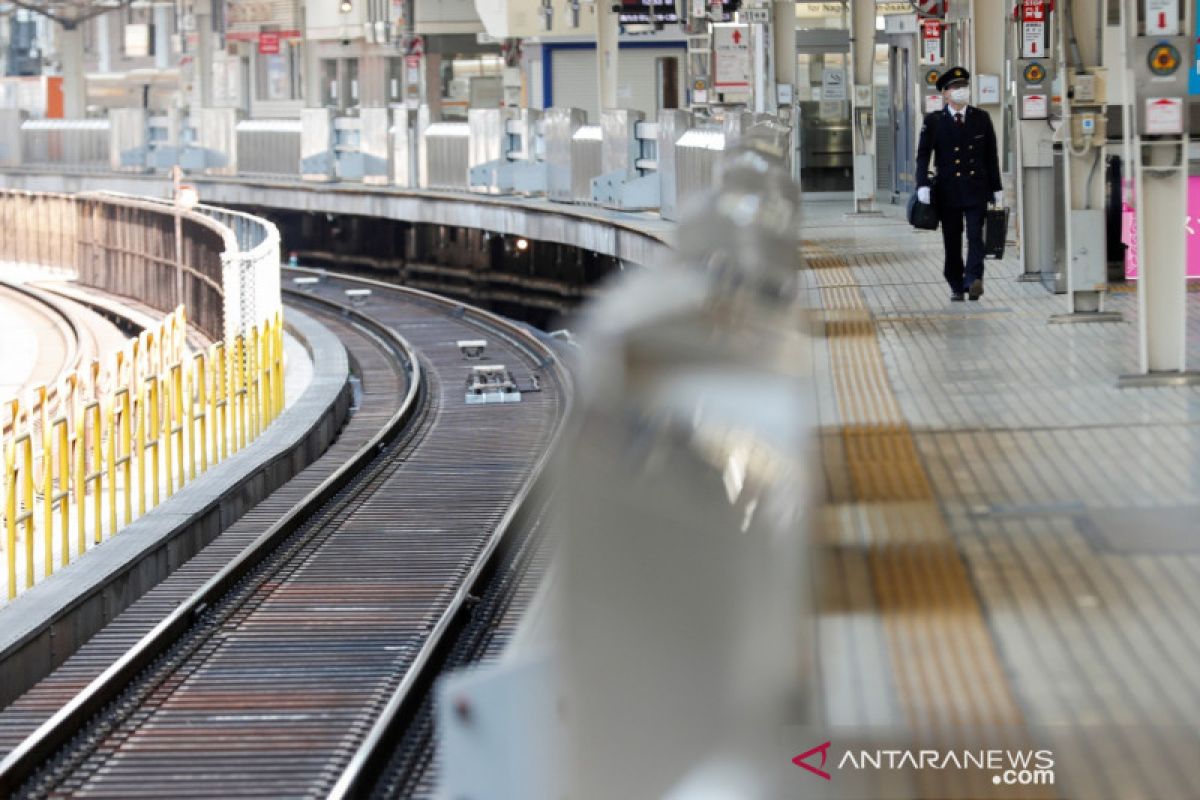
left=1020, top=0, right=1048, bottom=58
left=922, top=19, right=943, bottom=65
left=1145, top=0, right=1179, bottom=35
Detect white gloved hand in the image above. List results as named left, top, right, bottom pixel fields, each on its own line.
left=917, top=186, right=931, bottom=204
left=993, top=190, right=1005, bottom=206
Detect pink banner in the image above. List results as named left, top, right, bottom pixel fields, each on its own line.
left=1123, top=176, right=1200, bottom=280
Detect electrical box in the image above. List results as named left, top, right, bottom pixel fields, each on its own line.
left=853, top=154, right=875, bottom=200
left=1069, top=209, right=1108, bottom=289
left=1069, top=68, right=1107, bottom=105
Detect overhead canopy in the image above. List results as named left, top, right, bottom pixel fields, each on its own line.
left=4, top=0, right=129, bottom=28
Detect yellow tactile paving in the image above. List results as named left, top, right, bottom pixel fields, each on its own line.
left=809, top=241, right=1046, bottom=798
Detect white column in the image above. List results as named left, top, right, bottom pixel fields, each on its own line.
left=153, top=4, right=171, bottom=72
left=850, top=0, right=877, bottom=213
left=596, top=0, right=619, bottom=112
left=1056, top=0, right=1113, bottom=318
left=59, top=23, right=86, bottom=118
left=195, top=0, right=213, bottom=108
left=96, top=12, right=112, bottom=74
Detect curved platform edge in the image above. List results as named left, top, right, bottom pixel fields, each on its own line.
left=0, top=170, right=673, bottom=269
left=0, top=306, right=352, bottom=709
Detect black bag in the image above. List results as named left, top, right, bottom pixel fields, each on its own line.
left=907, top=190, right=939, bottom=231
left=984, top=206, right=1009, bottom=259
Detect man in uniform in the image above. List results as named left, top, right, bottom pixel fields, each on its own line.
left=915, top=66, right=1003, bottom=302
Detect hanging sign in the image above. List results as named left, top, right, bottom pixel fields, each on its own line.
left=922, top=19, right=943, bottom=65
left=1020, top=0, right=1047, bottom=58
left=1145, top=0, right=1179, bottom=35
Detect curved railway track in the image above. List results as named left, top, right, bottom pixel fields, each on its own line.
left=0, top=281, right=128, bottom=436
left=0, top=271, right=569, bottom=798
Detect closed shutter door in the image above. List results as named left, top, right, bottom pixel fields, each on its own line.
left=551, top=46, right=685, bottom=122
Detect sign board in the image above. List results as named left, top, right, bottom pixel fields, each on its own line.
left=1145, top=96, right=1184, bottom=133
left=922, top=19, right=943, bottom=64
left=124, top=24, right=150, bottom=58
left=977, top=73, right=1001, bottom=103
left=1020, top=0, right=1047, bottom=57
left=885, top=13, right=919, bottom=34
left=925, top=92, right=945, bottom=112
left=821, top=68, right=847, bottom=101
left=911, top=0, right=946, bottom=17
left=1022, top=93, right=1049, bottom=118
left=712, top=24, right=751, bottom=89
left=1146, top=0, right=1180, bottom=35
left=258, top=32, right=281, bottom=55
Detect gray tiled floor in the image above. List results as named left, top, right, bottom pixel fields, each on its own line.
left=803, top=200, right=1200, bottom=799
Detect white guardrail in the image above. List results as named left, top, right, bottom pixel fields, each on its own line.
left=0, top=106, right=791, bottom=224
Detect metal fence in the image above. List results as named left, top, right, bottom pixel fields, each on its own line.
left=0, top=106, right=784, bottom=223
left=20, top=119, right=110, bottom=172
left=0, top=189, right=284, bottom=602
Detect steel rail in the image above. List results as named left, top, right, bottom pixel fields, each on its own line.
left=0, top=291, right=422, bottom=796
left=315, top=269, right=575, bottom=800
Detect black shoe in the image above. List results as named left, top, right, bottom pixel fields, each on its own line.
left=968, top=278, right=984, bottom=301
left=951, top=292, right=965, bottom=302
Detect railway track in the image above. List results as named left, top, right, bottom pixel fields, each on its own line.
left=0, top=271, right=568, bottom=798
left=0, top=280, right=128, bottom=436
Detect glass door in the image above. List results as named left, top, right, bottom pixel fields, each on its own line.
left=796, top=49, right=853, bottom=192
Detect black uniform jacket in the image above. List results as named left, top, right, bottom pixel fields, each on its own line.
left=915, top=105, right=1002, bottom=210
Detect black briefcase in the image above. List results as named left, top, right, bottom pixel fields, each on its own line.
left=984, top=207, right=1009, bottom=259
left=907, top=191, right=939, bottom=231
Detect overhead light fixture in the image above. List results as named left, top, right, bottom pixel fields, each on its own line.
left=340, top=0, right=352, bottom=13
left=516, top=238, right=529, bottom=251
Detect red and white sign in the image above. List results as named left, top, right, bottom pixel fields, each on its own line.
left=1020, top=0, right=1046, bottom=57
left=712, top=23, right=751, bottom=89
left=1146, top=96, right=1184, bottom=134
left=257, top=31, right=280, bottom=55
left=922, top=19, right=943, bottom=65
left=912, top=0, right=947, bottom=17
left=1021, top=93, right=1048, bottom=118
left=925, top=92, right=945, bottom=112
left=1145, top=0, right=1179, bottom=35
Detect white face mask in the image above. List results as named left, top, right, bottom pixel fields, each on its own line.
left=949, top=87, right=970, bottom=105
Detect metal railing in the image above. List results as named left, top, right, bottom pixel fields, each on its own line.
left=0, top=189, right=284, bottom=602
left=0, top=105, right=777, bottom=223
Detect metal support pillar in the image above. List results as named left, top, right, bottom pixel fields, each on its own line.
left=850, top=0, right=878, bottom=214
left=1118, top=0, right=1198, bottom=384
left=195, top=0, right=213, bottom=108
left=153, top=4, right=171, bottom=72
left=772, top=0, right=795, bottom=123
left=59, top=23, right=85, bottom=118
left=96, top=11, right=112, bottom=74
left=596, top=0, right=619, bottom=112
left=1051, top=0, right=1121, bottom=323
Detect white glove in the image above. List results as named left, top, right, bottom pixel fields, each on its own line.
left=993, top=190, right=1004, bottom=206
left=917, top=187, right=931, bottom=204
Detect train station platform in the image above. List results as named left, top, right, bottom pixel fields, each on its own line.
left=802, top=200, right=1200, bottom=798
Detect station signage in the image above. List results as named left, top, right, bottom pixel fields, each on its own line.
left=1020, top=0, right=1047, bottom=58
left=620, top=0, right=739, bottom=23
left=921, top=18, right=943, bottom=65
left=258, top=31, right=280, bottom=55
left=712, top=23, right=751, bottom=90
left=1145, top=0, right=1180, bottom=35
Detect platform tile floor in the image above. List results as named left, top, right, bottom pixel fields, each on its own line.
left=801, top=200, right=1200, bottom=800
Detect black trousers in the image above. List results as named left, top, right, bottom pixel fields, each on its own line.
left=940, top=204, right=987, bottom=292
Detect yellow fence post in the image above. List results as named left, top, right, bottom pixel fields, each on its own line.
left=40, top=391, right=53, bottom=577
left=213, top=343, right=227, bottom=463
left=172, top=363, right=184, bottom=491
left=73, top=409, right=85, bottom=556
left=194, top=353, right=208, bottom=475
left=5, top=433, right=16, bottom=600
left=53, top=418, right=68, bottom=566
left=148, top=376, right=160, bottom=509
left=233, top=335, right=245, bottom=453
left=86, top=401, right=102, bottom=544
left=118, top=388, right=132, bottom=526
left=162, top=367, right=174, bottom=500
left=20, top=434, right=33, bottom=591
